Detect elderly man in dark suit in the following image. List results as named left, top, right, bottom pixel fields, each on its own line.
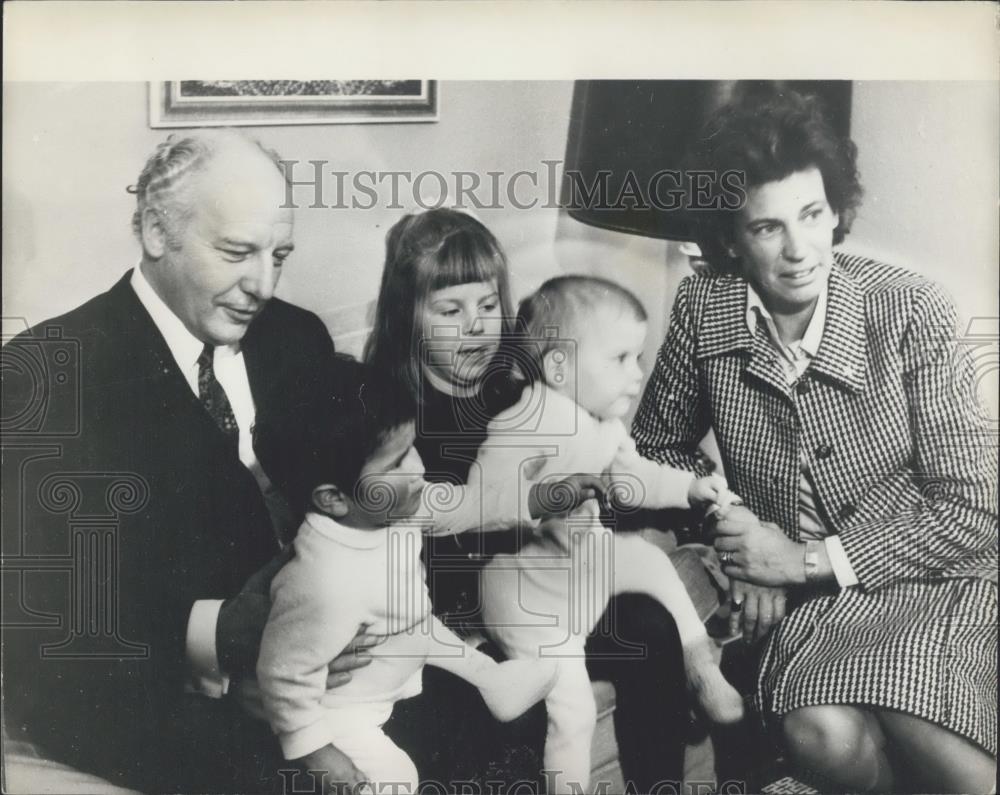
left=3, top=128, right=624, bottom=795
left=1, top=129, right=366, bottom=793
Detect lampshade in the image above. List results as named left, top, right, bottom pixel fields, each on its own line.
left=562, top=80, right=853, bottom=241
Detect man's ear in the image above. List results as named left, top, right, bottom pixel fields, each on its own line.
left=311, top=484, right=349, bottom=518
left=542, top=346, right=571, bottom=389
left=140, top=207, right=169, bottom=259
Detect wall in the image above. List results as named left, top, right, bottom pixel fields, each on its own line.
left=847, top=81, right=999, bottom=330
left=4, top=81, right=997, bottom=380
left=2, top=81, right=576, bottom=353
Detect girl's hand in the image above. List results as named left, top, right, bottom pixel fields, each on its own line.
left=527, top=474, right=606, bottom=519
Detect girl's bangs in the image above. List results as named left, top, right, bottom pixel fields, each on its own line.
left=429, top=233, right=504, bottom=291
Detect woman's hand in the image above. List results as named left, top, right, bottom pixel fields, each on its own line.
left=728, top=581, right=788, bottom=643
left=712, top=505, right=805, bottom=587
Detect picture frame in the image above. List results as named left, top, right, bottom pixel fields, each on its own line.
left=148, top=80, right=438, bottom=127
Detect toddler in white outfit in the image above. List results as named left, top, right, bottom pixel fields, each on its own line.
left=475, top=276, right=744, bottom=794
left=254, top=361, right=556, bottom=795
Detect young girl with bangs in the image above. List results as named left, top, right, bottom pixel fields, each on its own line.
left=366, top=208, right=708, bottom=792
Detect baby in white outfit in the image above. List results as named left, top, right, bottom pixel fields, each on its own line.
left=475, top=276, right=743, bottom=794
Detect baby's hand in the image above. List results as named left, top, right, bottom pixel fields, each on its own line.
left=713, top=497, right=754, bottom=521
left=703, top=495, right=757, bottom=541
left=688, top=474, right=734, bottom=508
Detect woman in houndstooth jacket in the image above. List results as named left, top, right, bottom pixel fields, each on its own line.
left=629, top=90, right=997, bottom=793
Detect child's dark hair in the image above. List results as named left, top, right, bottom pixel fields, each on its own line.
left=511, top=275, right=647, bottom=383
left=253, top=355, right=413, bottom=515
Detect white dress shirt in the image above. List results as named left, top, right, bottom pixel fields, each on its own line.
left=746, top=283, right=859, bottom=588
left=131, top=265, right=262, bottom=697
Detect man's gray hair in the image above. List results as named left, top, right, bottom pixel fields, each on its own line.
left=127, top=128, right=287, bottom=241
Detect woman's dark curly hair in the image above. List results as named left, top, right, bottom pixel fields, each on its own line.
left=685, top=88, right=863, bottom=271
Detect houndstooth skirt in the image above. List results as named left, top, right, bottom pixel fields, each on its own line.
left=754, top=576, right=998, bottom=755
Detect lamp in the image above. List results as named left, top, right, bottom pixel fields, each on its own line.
left=562, top=80, right=853, bottom=242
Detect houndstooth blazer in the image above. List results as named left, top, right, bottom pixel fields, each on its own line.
left=632, top=251, right=998, bottom=591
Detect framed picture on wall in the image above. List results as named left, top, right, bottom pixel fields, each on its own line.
left=149, top=80, right=438, bottom=127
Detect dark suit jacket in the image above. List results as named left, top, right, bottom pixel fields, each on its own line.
left=2, top=271, right=336, bottom=790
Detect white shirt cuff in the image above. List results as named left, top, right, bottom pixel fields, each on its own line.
left=185, top=599, right=230, bottom=698
left=825, top=536, right=859, bottom=588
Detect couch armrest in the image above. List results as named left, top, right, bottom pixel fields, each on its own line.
left=2, top=734, right=140, bottom=795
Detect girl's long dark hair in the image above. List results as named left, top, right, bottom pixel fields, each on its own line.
left=364, top=209, right=516, bottom=410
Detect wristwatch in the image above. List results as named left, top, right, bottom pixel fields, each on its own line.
left=803, top=539, right=821, bottom=583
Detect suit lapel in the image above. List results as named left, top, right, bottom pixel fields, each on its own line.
left=695, top=273, right=751, bottom=359
left=108, top=273, right=196, bottom=398
left=107, top=272, right=235, bottom=445
left=745, top=325, right=795, bottom=398
left=809, top=260, right=868, bottom=392
left=693, top=261, right=868, bottom=397
left=102, top=272, right=278, bottom=561
left=695, top=272, right=792, bottom=399
left=241, top=309, right=271, bottom=416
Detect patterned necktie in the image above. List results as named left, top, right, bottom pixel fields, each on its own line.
left=197, top=343, right=239, bottom=452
